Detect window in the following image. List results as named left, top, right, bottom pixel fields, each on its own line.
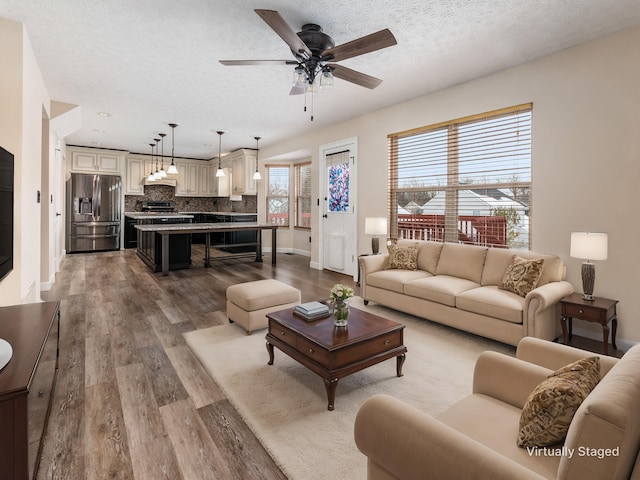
left=295, top=162, right=312, bottom=228
left=266, top=165, right=290, bottom=226
left=388, top=103, right=532, bottom=249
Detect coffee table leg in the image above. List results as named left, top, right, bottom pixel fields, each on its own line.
left=266, top=342, right=275, bottom=365
left=396, top=354, right=406, bottom=377
left=323, top=378, right=339, bottom=411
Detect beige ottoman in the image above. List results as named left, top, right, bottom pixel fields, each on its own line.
left=226, top=279, right=301, bottom=334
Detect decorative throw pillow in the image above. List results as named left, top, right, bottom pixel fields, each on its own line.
left=517, top=356, right=600, bottom=448
left=385, top=243, right=419, bottom=270
left=500, top=256, right=545, bottom=297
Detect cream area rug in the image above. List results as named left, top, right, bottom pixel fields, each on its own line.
left=184, top=297, right=514, bottom=480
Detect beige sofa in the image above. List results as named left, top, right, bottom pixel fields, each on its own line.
left=355, top=337, right=640, bottom=480
left=360, top=240, right=575, bottom=346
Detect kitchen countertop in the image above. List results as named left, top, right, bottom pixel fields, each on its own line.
left=124, top=212, right=194, bottom=219
left=177, top=211, right=258, bottom=216
left=134, top=222, right=272, bottom=232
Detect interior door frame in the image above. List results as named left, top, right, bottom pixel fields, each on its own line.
left=318, top=137, right=358, bottom=280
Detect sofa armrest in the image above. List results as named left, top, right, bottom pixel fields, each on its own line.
left=516, top=337, right=618, bottom=377
left=354, top=394, right=547, bottom=480
left=360, top=254, right=388, bottom=276
left=525, top=280, right=574, bottom=311
left=472, top=351, right=552, bottom=409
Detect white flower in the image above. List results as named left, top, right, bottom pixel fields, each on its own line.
left=330, top=283, right=354, bottom=301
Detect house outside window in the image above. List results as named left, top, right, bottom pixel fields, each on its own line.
left=388, top=103, right=532, bottom=250
left=295, top=162, right=312, bottom=228
left=266, top=165, right=290, bottom=226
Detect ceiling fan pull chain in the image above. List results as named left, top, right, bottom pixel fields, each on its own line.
left=310, top=91, right=314, bottom=121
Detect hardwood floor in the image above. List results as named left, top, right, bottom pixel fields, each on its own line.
left=39, top=247, right=355, bottom=480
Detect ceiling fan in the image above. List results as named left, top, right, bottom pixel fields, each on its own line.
left=220, top=9, right=397, bottom=95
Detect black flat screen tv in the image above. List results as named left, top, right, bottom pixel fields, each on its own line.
left=0, top=146, right=14, bottom=282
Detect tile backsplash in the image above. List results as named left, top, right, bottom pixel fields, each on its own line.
left=124, top=185, right=257, bottom=212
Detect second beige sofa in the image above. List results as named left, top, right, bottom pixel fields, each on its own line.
left=360, top=240, right=574, bottom=346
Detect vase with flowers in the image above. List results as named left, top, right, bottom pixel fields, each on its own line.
left=330, top=283, right=354, bottom=327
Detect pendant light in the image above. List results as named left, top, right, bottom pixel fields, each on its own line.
left=153, top=138, right=162, bottom=179
left=147, top=143, right=156, bottom=182
left=167, top=123, right=179, bottom=175
left=252, top=136, right=262, bottom=180
left=158, top=133, right=167, bottom=178
left=216, top=130, right=226, bottom=177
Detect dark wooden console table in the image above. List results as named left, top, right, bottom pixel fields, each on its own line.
left=0, top=301, right=60, bottom=480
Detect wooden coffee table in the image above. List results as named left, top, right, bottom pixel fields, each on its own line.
left=265, top=305, right=407, bottom=411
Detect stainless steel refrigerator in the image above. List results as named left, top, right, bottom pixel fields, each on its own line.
left=66, top=173, right=122, bottom=253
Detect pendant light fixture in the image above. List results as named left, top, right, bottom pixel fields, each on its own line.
left=216, top=130, right=226, bottom=177
left=252, top=136, right=262, bottom=180
left=153, top=138, right=162, bottom=179
left=147, top=143, right=156, bottom=182
left=167, top=123, right=179, bottom=175
left=158, top=133, right=167, bottom=178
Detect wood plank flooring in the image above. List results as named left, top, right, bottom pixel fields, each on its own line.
left=39, top=247, right=354, bottom=480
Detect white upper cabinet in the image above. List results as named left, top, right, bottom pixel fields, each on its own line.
left=124, top=155, right=146, bottom=195
left=69, top=147, right=122, bottom=174
left=225, top=149, right=257, bottom=195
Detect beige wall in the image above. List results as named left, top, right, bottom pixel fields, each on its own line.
left=261, top=26, right=640, bottom=344
left=0, top=18, right=52, bottom=305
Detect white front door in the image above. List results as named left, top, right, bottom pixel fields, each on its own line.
left=320, top=139, right=357, bottom=278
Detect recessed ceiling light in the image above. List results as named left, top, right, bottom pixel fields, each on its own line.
left=96, top=112, right=111, bottom=117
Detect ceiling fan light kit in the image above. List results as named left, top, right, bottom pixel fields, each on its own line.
left=220, top=9, right=397, bottom=121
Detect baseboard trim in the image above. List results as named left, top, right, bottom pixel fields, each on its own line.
left=572, top=326, right=636, bottom=351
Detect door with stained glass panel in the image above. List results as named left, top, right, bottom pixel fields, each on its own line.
left=322, top=148, right=356, bottom=277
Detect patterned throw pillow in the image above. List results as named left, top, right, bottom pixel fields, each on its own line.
left=385, top=243, right=419, bottom=270
left=517, top=357, right=600, bottom=448
left=500, top=255, right=545, bottom=297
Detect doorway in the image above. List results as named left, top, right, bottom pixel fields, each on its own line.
left=319, top=138, right=357, bottom=279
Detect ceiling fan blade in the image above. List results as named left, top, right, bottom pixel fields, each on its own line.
left=219, top=60, right=297, bottom=66
left=322, top=29, right=397, bottom=62
left=255, top=9, right=312, bottom=59
left=329, top=64, right=383, bottom=89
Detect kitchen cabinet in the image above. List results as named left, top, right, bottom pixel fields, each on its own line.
left=225, top=149, right=257, bottom=195
left=69, top=147, right=122, bottom=173
left=124, top=156, right=146, bottom=195
left=124, top=215, right=138, bottom=248
left=175, top=161, right=222, bottom=197
left=0, top=302, right=60, bottom=480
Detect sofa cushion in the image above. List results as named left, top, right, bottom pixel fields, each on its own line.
left=482, top=248, right=564, bottom=287
left=517, top=357, right=600, bottom=448
left=500, top=256, right=545, bottom=297
left=367, top=269, right=430, bottom=294
left=436, top=243, right=488, bottom=283
left=404, top=275, right=480, bottom=307
left=437, top=394, right=561, bottom=478
left=559, top=344, right=640, bottom=480
left=398, top=240, right=444, bottom=274
left=385, top=242, right=420, bottom=270
left=456, top=286, right=524, bottom=324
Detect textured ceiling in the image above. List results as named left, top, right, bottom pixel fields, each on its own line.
left=2, top=0, right=640, bottom=159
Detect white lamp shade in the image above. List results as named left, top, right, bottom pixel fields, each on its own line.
left=167, top=164, right=178, bottom=175
left=570, top=232, right=608, bottom=261
left=365, top=217, right=387, bottom=235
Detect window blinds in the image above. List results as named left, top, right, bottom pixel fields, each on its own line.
left=388, top=103, right=532, bottom=249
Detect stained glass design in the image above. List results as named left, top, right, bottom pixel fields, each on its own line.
left=328, top=162, right=349, bottom=212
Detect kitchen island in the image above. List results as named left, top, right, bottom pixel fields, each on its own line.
left=134, top=222, right=278, bottom=275
left=127, top=213, right=194, bottom=272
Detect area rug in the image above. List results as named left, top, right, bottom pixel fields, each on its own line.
left=184, top=297, right=514, bottom=480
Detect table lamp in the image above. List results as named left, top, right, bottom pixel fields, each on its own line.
left=365, top=217, right=387, bottom=254
left=570, top=232, right=608, bottom=301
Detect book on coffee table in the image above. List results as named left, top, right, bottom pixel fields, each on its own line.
left=294, top=301, right=330, bottom=321
left=296, top=301, right=330, bottom=315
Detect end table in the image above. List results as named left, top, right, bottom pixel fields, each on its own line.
left=560, top=293, right=618, bottom=355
